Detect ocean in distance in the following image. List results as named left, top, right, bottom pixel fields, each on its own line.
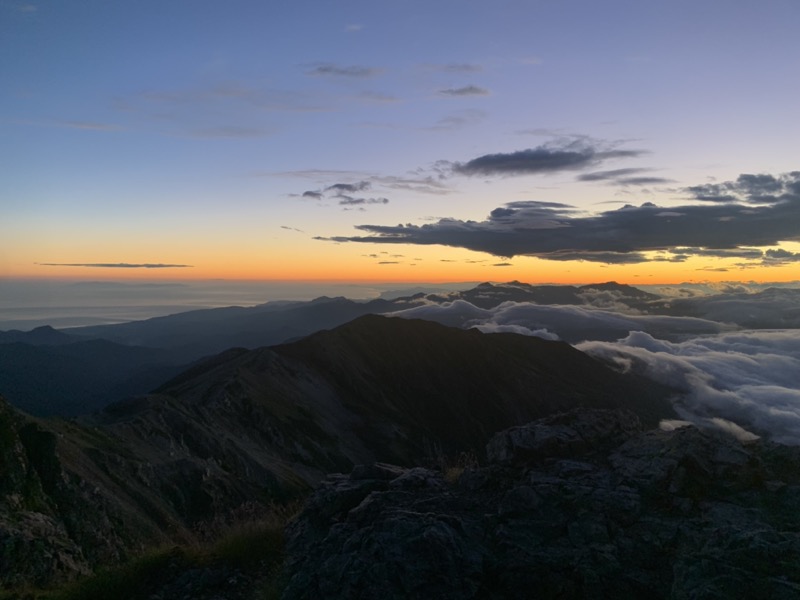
left=0, top=279, right=479, bottom=330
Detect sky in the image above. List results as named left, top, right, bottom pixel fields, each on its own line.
left=2, top=0, right=800, bottom=286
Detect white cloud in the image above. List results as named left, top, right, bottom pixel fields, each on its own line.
left=577, top=330, right=800, bottom=445
left=390, top=296, right=800, bottom=444
left=389, top=301, right=727, bottom=343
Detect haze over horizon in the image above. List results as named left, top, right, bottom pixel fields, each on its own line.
left=3, top=1, right=800, bottom=286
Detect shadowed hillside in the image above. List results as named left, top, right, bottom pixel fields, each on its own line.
left=1, top=315, right=677, bottom=587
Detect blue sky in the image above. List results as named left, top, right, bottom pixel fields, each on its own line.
left=2, top=0, right=800, bottom=283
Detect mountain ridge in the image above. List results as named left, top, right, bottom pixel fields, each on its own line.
left=0, top=315, right=678, bottom=586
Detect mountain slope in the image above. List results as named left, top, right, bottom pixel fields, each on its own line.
left=273, top=315, right=675, bottom=455
left=0, top=316, right=677, bottom=587
left=0, top=340, right=188, bottom=416
left=69, top=296, right=400, bottom=358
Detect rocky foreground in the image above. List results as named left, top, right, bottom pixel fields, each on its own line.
left=281, top=409, right=800, bottom=599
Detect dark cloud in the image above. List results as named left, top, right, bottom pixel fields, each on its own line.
left=578, top=168, right=672, bottom=187
left=438, top=85, right=490, bottom=97
left=306, top=63, right=381, bottom=78
left=296, top=181, right=390, bottom=209
left=280, top=225, right=304, bottom=233
left=618, top=177, right=673, bottom=186
left=38, top=263, right=193, bottom=269
left=764, top=248, right=800, bottom=263
left=289, top=172, right=450, bottom=209
left=687, top=172, right=800, bottom=204
left=378, top=261, right=400, bottom=264
left=320, top=171, right=800, bottom=263
left=338, top=196, right=389, bottom=206
left=452, top=141, right=644, bottom=177
left=492, top=262, right=513, bottom=267
left=578, top=168, right=651, bottom=182
left=326, top=181, right=371, bottom=194
left=666, top=247, right=765, bottom=261
left=369, top=175, right=450, bottom=195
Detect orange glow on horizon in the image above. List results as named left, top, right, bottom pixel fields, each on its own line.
left=7, top=258, right=800, bottom=287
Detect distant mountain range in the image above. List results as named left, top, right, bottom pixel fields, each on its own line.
left=0, top=315, right=676, bottom=586
left=1, top=280, right=798, bottom=416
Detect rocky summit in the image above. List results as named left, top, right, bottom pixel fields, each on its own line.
left=282, top=409, right=800, bottom=599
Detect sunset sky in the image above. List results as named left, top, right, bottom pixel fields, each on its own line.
left=2, top=0, right=800, bottom=285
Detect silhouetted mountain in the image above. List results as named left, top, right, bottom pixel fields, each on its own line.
left=68, top=296, right=401, bottom=359
left=434, top=280, right=660, bottom=310
left=57, top=282, right=660, bottom=358
left=0, top=316, right=677, bottom=586
left=0, top=340, right=188, bottom=416
left=4, top=280, right=795, bottom=419
left=0, top=325, right=78, bottom=346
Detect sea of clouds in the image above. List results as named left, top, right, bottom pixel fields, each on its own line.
left=390, top=298, right=800, bottom=444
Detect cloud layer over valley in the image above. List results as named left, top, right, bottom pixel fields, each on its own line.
left=388, top=283, right=800, bottom=444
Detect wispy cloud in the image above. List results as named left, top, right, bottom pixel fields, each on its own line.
left=452, top=140, right=645, bottom=176
left=187, top=125, right=272, bottom=139
left=358, top=91, right=400, bottom=103
left=370, top=175, right=451, bottom=195
left=15, top=119, right=122, bottom=132
left=38, top=263, right=193, bottom=269
left=305, top=63, right=382, bottom=78
left=438, top=85, right=490, bottom=97
left=338, top=196, right=389, bottom=206
left=326, top=181, right=371, bottom=194
left=295, top=180, right=391, bottom=210
left=580, top=168, right=674, bottom=187
left=426, top=109, right=487, bottom=131
left=423, top=63, right=483, bottom=73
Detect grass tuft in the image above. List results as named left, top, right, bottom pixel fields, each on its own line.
left=1, top=501, right=300, bottom=600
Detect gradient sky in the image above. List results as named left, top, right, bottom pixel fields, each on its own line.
left=3, top=0, right=800, bottom=285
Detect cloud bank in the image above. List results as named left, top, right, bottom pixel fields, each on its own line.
left=388, top=289, right=800, bottom=444
left=577, top=330, right=800, bottom=445
left=388, top=299, right=728, bottom=343
left=324, top=171, right=800, bottom=263
left=38, top=263, right=193, bottom=269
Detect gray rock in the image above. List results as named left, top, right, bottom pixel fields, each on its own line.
left=282, top=408, right=800, bottom=599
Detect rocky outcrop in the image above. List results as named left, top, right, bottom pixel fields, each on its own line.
left=0, top=316, right=677, bottom=587
left=282, top=409, right=800, bottom=599
left=0, top=398, right=164, bottom=587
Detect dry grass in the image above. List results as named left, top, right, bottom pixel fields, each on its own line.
left=1, top=501, right=301, bottom=600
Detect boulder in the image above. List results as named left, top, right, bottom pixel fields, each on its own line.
left=282, top=408, right=800, bottom=599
